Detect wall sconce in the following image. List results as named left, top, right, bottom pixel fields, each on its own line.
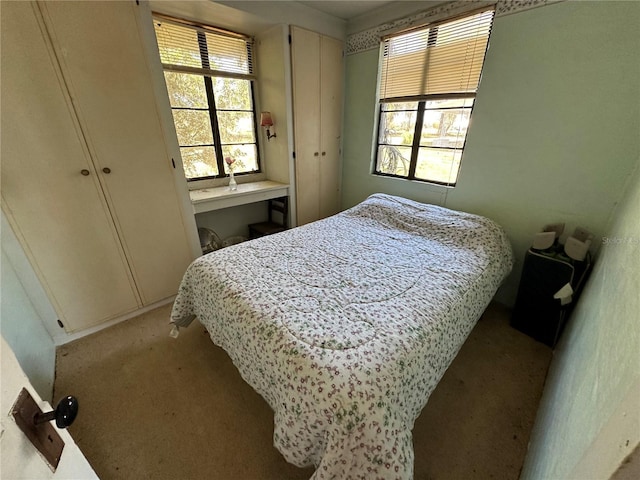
left=260, top=111, right=277, bottom=141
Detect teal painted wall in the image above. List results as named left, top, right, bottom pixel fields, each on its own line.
left=1, top=213, right=57, bottom=402
left=521, top=159, right=640, bottom=479
left=341, top=1, right=640, bottom=305
left=1, top=249, right=55, bottom=402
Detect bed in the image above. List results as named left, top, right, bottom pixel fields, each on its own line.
left=171, top=193, right=514, bottom=479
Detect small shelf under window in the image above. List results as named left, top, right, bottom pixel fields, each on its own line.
left=189, top=181, right=289, bottom=214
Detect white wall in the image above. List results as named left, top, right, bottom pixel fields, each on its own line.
left=194, top=202, right=268, bottom=241
left=256, top=25, right=293, bottom=185
left=255, top=23, right=298, bottom=225
left=521, top=160, right=640, bottom=479
left=135, top=1, right=202, bottom=259
left=0, top=336, right=98, bottom=479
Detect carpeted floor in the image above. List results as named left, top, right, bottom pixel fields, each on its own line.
left=54, top=302, right=551, bottom=480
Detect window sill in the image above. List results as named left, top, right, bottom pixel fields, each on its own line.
left=189, top=180, right=289, bottom=214
left=371, top=172, right=455, bottom=189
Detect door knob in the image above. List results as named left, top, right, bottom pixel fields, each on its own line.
left=102, top=167, right=111, bottom=174
left=321, top=152, right=326, bottom=156
left=313, top=152, right=319, bottom=156
left=34, top=395, right=79, bottom=429
left=11, top=388, right=77, bottom=470
left=80, top=169, right=90, bottom=176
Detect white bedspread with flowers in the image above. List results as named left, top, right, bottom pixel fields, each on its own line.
left=171, top=193, right=513, bottom=479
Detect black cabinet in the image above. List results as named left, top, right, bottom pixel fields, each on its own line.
left=511, top=249, right=591, bottom=347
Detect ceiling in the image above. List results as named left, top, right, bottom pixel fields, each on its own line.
left=297, top=1, right=395, bottom=20
left=150, top=1, right=449, bottom=39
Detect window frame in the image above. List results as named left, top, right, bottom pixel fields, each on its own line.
left=153, top=14, right=261, bottom=182
left=375, top=93, right=475, bottom=187
left=373, top=9, right=494, bottom=187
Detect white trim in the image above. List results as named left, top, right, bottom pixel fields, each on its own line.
left=51, top=296, right=175, bottom=346
left=283, top=25, right=298, bottom=228
left=135, top=1, right=201, bottom=259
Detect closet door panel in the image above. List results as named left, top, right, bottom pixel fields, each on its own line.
left=0, top=2, right=140, bottom=332
left=41, top=1, right=194, bottom=304
left=291, top=27, right=321, bottom=226
left=319, top=35, right=343, bottom=219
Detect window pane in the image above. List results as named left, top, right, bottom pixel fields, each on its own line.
left=180, top=146, right=218, bottom=179
left=222, top=144, right=258, bottom=174
left=172, top=110, right=214, bottom=146
left=164, top=72, right=208, bottom=108
left=379, top=109, right=417, bottom=145
left=212, top=78, right=252, bottom=110
left=415, top=147, right=462, bottom=184
left=421, top=107, right=472, bottom=149
left=218, top=111, right=256, bottom=144
left=376, top=145, right=411, bottom=176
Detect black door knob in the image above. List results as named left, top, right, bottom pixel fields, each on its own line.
left=34, top=395, right=79, bottom=429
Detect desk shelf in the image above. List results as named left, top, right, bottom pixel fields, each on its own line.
left=189, top=181, right=289, bottom=214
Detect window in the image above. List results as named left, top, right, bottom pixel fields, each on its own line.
left=375, top=8, right=495, bottom=186
left=152, top=14, right=259, bottom=181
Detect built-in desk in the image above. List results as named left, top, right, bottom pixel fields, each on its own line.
left=189, top=181, right=289, bottom=214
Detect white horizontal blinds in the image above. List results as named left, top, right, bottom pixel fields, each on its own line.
left=379, top=8, right=495, bottom=101
left=153, top=14, right=254, bottom=80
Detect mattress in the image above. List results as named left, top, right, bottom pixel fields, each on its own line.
left=171, top=193, right=514, bottom=479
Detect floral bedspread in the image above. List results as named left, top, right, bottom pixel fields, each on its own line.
left=171, top=193, right=513, bottom=479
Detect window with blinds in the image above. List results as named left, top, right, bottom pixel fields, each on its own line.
left=375, top=8, right=494, bottom=186
left=152, top=14, right=259, bottom=180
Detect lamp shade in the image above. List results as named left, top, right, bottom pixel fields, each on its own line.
left=260, top=111, right=274, bottom=127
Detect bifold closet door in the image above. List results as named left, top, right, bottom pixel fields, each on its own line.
left=1, top=2, right=140, bottom=332
left=318, top=35, right=343, bottom=219
left=291, top=27, right=322, bottom=226
left=291, top=27, right=343, bottom=226
left=40, top=1, right=194, bottom=305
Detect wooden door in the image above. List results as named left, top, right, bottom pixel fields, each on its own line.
left=291, top=27, right=321, bottom=226
left=1, top=2, right=140, bottom=332
left=40, top=1, right=194, bottom=305
left=319, top=35, right=344, bottom=219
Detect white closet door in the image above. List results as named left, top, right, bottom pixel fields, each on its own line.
left=41, top=1, right=194, bottom=305
left=291, top=26, right=321, bottom=226
left=319, top=35, right=344, bottom=219
left=1, top=2, right=140, bottom=332
left=292, top=27, right=343, bottom=225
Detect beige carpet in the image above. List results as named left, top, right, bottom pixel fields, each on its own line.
left=55, top=302, right=551, bottom=480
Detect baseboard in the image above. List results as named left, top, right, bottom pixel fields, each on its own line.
left=51, top=296, right=176, bottom=346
